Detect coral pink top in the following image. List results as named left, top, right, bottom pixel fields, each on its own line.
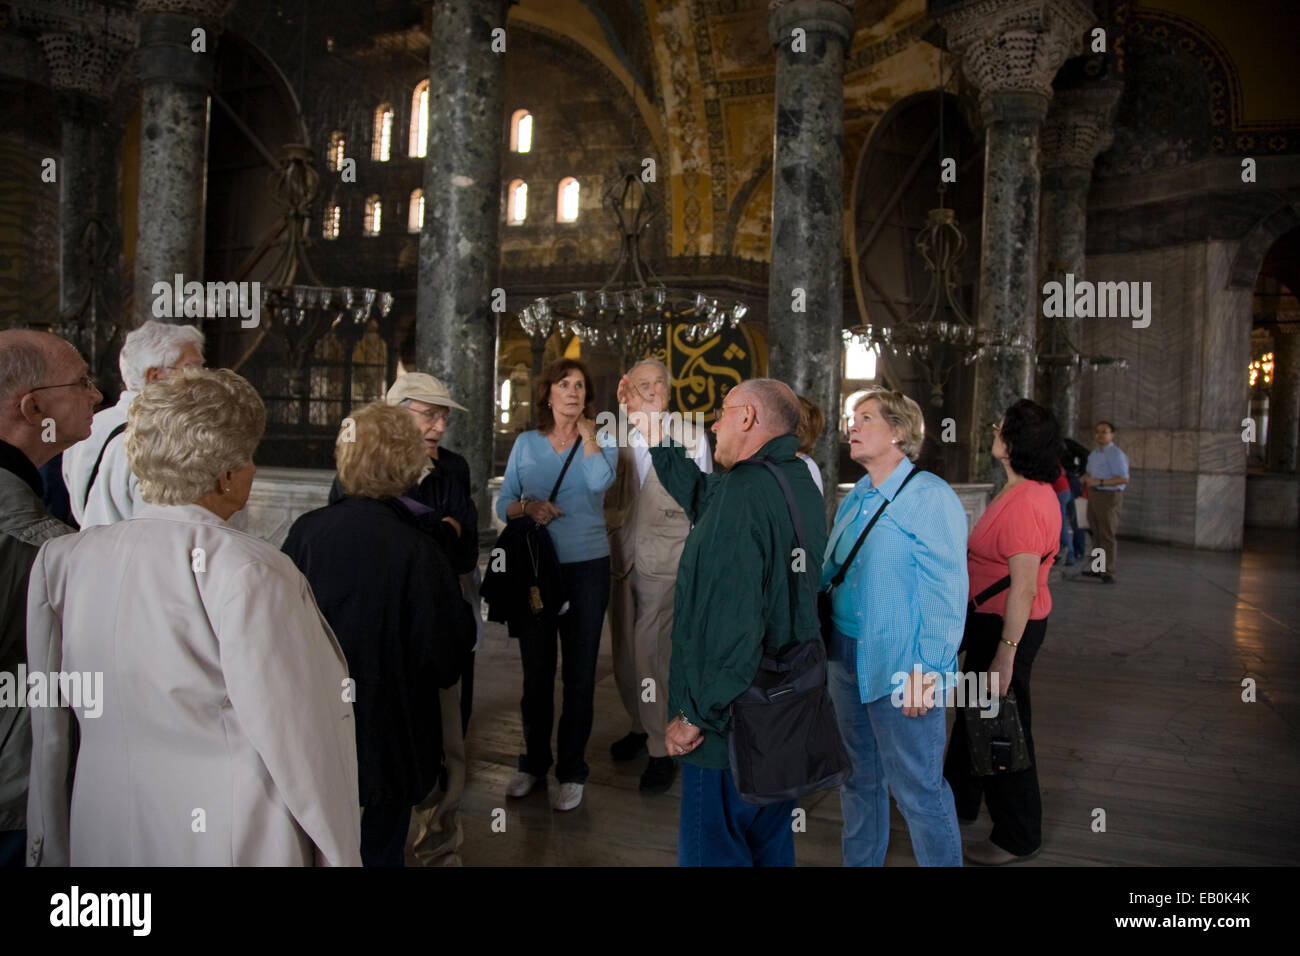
left=967, top=479, right=1062, bottom=620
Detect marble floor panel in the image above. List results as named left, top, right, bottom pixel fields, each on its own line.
left=453, top=530, right=1300, bottom=866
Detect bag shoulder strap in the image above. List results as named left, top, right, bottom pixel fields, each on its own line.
left=829, top=465, right=923, bottom=588
left=735, top=456, right=817, bottom=609
left=547, top=440, right=582, bottom=502
left=968, top=550, right=1055, bottom=612
left=84, top=422, right=128, bottom=509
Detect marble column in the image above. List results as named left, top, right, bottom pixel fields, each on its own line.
left=132, top=0, right=221, bottom=326
left=1038, top=79, right=1121, bottom=440
left=35, top=29, right=130, bottom=377
left=766, top=0, right=855, bottom=509
left=417, top=0, right=510, bottom=520
left=1268, top=321, right=1300, bottom=474
left=935, top=0, right=1093, bottom=481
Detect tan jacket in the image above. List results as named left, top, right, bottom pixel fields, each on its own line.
left=605, top=438, right=702, bottom=580
left=26, top=504, right=362, bottom=866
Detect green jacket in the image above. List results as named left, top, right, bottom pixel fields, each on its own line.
left=649, top=433, right=827, bottom=770
left=0, top=452, right=74, bottom=832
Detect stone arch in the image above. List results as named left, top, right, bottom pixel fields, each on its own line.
left=1228, top=199, right=1300, bottom=290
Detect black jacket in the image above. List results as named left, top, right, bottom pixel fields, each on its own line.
left=282, top=496, right=475, bottom=807
left=329, top=446, right=478, bottom=575
left=480, top=517, right=567, bottom=639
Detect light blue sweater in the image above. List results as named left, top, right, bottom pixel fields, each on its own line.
left=496, top=429, right=618, bottom=564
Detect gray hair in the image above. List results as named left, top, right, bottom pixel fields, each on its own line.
left=119, top=321, right=205, bottom=391
left=628, top=357, right=670, bottom=380
left=736, top=378, right=801, bottom=435
left=0, top=338, right=47, bottom=406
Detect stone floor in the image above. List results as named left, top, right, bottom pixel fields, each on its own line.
left=455, top=529, right=1300, bottom=866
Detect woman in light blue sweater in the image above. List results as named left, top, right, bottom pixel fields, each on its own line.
left=496, top=358, right=617, bottom=811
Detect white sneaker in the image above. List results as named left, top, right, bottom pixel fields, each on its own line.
left=550, top=781, right=583, bottom=811
left=505, top=771, right=540, bottom=798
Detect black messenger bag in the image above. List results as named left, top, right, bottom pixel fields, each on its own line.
left=727, top=456, right=849, bottom=806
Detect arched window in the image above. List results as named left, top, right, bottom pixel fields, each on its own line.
left=556, top=177, right=579, bottom=222
left=327, top=132, right=346, bottom=172
left=409, top=80, right=429, bottom=158
left=363, top=195, right=383, bottom=235
left=510, top=109, right=532, bottom=153
left=843, top=340, right=878, bottom=381
left=507, top=179, right=527, bottom=224
left=408, top=189, right=424, bottom=233
left=372, top=104, right=393, bottom=161
left=323, top=202, right=341, bottom=239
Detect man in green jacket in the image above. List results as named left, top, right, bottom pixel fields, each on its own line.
left=0, top=330, right=98, bottom=867
left=618, top=375, right=826, bottom=866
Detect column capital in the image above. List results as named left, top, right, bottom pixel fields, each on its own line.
left=768, top=0, right=856, bottom=48
left=136, top=0, right=227, bottom=17
left=36, top=31, right=130, bottom=102
left=935, top=0, right=1094, bottom=114
left=1041, top=78, right=1124, bottom=171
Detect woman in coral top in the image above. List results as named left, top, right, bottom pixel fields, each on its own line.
left=944, top=399, right=1063, bottom=865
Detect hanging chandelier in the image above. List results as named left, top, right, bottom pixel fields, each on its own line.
left=515, top=169, right=749, bottom=358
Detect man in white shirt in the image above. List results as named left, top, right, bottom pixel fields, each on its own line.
left=1082, top=420, right=1130, bottom=583
left=604, top=358, right=712, bottom=793
left=63, top=321, right=204, bottom=527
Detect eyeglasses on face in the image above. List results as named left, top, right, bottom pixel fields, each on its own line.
left=28, top=374, right=99, bottom=395
left=714, top=402, right=756, bottom=424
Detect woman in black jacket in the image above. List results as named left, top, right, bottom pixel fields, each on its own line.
left=283, top=401, right=475, bottom=866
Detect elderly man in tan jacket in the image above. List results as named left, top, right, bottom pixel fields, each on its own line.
left=605, top=359, right=712, bottom=792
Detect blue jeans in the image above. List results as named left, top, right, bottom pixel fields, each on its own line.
left=1056, top=489, right=1075, bottom=563
left=827, top=628, right=962, bottom=866
left=678, top=764, right=796, bottom=866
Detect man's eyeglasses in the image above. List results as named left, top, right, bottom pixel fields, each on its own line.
left=714, top=402, right=757, bottom=424
left=28, top=375, right=99, bottom=395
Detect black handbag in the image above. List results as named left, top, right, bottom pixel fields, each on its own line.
left=727, top=456, right=849, bottom=806
left=818, top=466, right=922, bottom=641
left=959, top=549, right=1054, bottom=775
left=961, top=688, right=1031, bottom=775
left=481, top=441, right=580, bottom=630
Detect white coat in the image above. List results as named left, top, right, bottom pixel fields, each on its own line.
left=62, top=391, right=143, bottom=527
left=25, top=503, right=362, bottom=866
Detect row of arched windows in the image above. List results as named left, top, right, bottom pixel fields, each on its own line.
left=325, top=88, right=537, bottom=170
left=322, top=176, right=580, bottom=239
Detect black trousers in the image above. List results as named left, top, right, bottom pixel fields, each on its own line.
left=943, top=612, right=1048, bottom=856
left=360, top=803, right=412, bottom=867
left=459, top=647, right=475, bottom=737
left=517, top=557, right=611, bottom=784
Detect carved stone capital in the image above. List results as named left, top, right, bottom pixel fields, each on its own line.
left=136, top=0, right=227, bottom=18
left=768, top=0, right=856, bottom=48
left=36, top=31, right=128, bottom=101
left=1041, top=79, right=1123, bottom=171
left=935, top=0, right=1094, bottom=113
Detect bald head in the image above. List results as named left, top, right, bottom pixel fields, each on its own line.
left=0, top=328, right=99, bottom=466
left=711, top=377, right=801, bottom=468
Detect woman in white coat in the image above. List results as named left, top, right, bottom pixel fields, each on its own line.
left=25, top=369, right=361, bottom=866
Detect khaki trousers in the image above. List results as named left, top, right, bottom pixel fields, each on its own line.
left=1088, top=489, right=1124, bottom=574
left=609, top=569, right=646, bottom=737
left=629, top=567, right=676, bottom=759
left=405, top=682, right=465, bottom=866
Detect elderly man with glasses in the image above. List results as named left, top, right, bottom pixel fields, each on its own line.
left=620, top=375, right=825, bottom=866
left=0, top=329, right=101, bottom=867
left=63, top=320, right=204, bottom=528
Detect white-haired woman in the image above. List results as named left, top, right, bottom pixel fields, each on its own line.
left=283, top=402, right=474, bottom=867
left=25, top=369, right=361, bottom=866
left=821, top=388, right=968, bottom=866
left=62, top=319, right=205, bottom=527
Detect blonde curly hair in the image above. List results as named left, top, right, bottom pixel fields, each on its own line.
left=336, top=401, right=426, bottom=499
left=126, top=368, right=266, bottom=505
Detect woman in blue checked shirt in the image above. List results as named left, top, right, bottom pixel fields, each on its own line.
left=821, top=389, right=969, bottom=866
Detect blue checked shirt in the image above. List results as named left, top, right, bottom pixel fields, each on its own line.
left=820, top=458, right=969, bottom=704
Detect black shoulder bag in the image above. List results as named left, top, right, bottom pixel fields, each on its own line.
left=726, top=456, right=850, bottom=806
left=818, top=466, right=923, bottom=641
left=482, top=441, right=580, bottom=633
left=961, top=549, right=1054, bottom=775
